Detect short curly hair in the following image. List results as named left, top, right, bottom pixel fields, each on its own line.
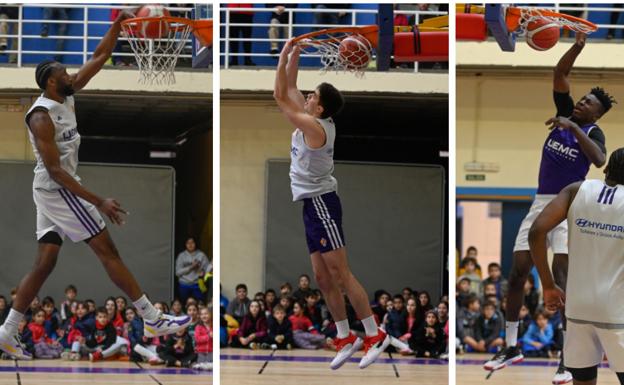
left=590, top=86, right=616, bottom=113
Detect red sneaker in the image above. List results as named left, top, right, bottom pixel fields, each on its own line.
left=359, top=329, right=391, bottom=369
left=330, top=332, right=363, bottom=370
left=89, top=351, right=103, bottom=362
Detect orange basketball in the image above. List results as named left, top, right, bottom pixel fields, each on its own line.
left=136, top=4, right=170, bottom=39
left=525, top=19, right=560, bottom=51
left=338, top=35, right=371, bottom=69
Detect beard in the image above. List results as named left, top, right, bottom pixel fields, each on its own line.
left=57, top=82, right=75, bottom=97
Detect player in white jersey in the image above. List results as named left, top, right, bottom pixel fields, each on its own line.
left=0, top=10, right=191, bottom=360
left=273, top=40, right=390, bottom=370
left=529, top=146, right=624, bottom=385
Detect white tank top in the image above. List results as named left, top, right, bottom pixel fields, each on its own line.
left=289, top=117, right=337, bottom=201
left=566, top=179, right=624, bottom=326
left=26, top=94, right=80, bottom=190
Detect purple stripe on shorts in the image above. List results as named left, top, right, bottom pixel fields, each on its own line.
left=67, top=190, right=101, bottom=232
left=58, top=189, right=96, bottom=236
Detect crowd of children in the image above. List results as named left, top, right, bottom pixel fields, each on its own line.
left=0, top=285, right=213, bottom=370
left=221, top=274, right=449, bottom=359
left=456, top=247, right=563, bottom=357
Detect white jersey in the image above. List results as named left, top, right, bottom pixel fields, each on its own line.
left=289, top=117, right=337, bottom=201
left=566, top=179, right=624, bottom=326
left=26, top=94, right=80, bottom=190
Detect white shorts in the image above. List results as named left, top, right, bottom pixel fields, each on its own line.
left=565, top=320, right=624, bottom=372
left=34, top=188, right=105, bottom=243
left=513, top=194, right=568, bottom=254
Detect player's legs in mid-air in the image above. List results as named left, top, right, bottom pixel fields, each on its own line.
left=311, top=248, right=390, bottom=369
left=0, top=228, right=191, bottom=359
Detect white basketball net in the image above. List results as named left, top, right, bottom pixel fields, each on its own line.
left=515, top=7, right=595, bottom=35
left=121, top=18, right=193, bottom=85
left=296, top=33, right=373, bottom=76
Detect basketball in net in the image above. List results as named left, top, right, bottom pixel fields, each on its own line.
left=135, top=4, right=170, bottom=38
left=338, top=35, right=372, bottom=70
left=525, top=19, right=560, bottom=51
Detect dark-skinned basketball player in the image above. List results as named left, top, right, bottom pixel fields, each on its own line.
left=529, top=148, right=624, bottom=385
left=484, top=32, right=615, bottom=385
left=273, top=40, right=390, bottom=370
left=0, top=10, right=191, bottom=360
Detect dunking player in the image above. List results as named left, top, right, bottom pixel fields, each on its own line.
left=0, top=10, right=191, bottom=360
left=529, top=148, right=624, bottom=385
left=273, top=40, right=390, bottom=369
left=484, top=33, right=615, bottom=384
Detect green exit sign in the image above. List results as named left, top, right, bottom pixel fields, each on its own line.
left=466, top=174, right=486, bottom=181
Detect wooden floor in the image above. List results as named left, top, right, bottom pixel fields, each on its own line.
left=0, top=359, right=211, bottom=385
left=457, top=353, right=618, bottom=385
left=221, top=348, right=448, bottom=385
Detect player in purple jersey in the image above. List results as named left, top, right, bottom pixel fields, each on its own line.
left=484, top=33, right=616, bottom=384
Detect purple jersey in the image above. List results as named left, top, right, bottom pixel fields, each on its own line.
left=537, top=123, right=597, bottom=194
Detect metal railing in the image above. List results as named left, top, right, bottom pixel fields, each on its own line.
left=219, top=6, right=448, bottom=72
left=0, top=3, right=196, bottom=67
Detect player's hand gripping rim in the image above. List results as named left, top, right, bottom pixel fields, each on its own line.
left=97, top=198, right=128, bottom=225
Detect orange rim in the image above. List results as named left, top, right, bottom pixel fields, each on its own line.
left=505, top=7, right=598, bottom=32
left=192, top=19, right=212, bottom=47
left=121, top=16, right=213, bottom=46
left=292, top=25, right=379, bottom=49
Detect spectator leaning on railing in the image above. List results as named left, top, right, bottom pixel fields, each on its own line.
left=0, top=5, right=17, bottom=64
left=227, top=3, right=255, bottom=66
left=267, top=4, right=292, bottom=55
left=41, top=7, right=70, bottom=62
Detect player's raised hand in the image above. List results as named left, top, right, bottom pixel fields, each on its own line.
left=543, top=285, right=565, bottom=311
left=575, top=32, right=587, bottom=48
left=280, top=39, right=294, bottom=57
left=98, top=198, right=128, bottom=225
left=114, top=9, right=136, bottom=23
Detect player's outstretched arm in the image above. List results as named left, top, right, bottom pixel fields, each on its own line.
left=71, top=9, right=135, bottom=92
left=273, top=41, right=325, bottom=147
left=546, top=116, right=606, bottom=167
left=285, top=45, right=305, bottom=108
left=553, top=32, right=586, bottom=94
left=528, top=182, right=580, bottom=308
left=28, top=110, right=128, bottom=225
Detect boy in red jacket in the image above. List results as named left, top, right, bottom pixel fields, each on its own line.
left=28, top=309, right=63, bottom=358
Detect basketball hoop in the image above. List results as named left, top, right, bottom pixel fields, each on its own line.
left=292, top=25, right=378, bottom=76
left=506, top=7, right=597, bottom=35
left=121, top=16, right=212, bottom=85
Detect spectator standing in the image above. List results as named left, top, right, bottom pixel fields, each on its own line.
left=227, top=283, right=251, bottom=323
left=608, top=4, right=624, bottom=39
left=41, top=7, right=70, bottom=62
left=227, top=3, right=255, bottom=66
left=175, top=237, right=211, bottom=303
left=267, top=4, right=291, bottom=55
left=313, top=4, right=350, bottom=29
left=0, top=5, right=18, bottom=63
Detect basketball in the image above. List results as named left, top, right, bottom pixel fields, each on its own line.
left=135, top=4, right=170, bottom=39
left=338, top=35, right=371, bottom=69
left=525, top=19, right=560, bottom=51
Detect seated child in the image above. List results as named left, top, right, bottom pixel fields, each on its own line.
left=232, top=300, right=267, bottom=349
left=84, top=307, right=129, bottom=362
left=29, top=309, right=63, bottom=359
left=409, top=310, right=445, bottom=358
left=289, top=301, right=327, bottom=350
left=521, top=309, right=554, bottom=358
left=193, top=306, right=213, bottom=370
left=267, top=304, right=293, bottom=350
left=158, top=328, right=197, bottom=367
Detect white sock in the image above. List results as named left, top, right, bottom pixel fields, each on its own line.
left=335, top=319, right=350, bottom=339
left=133, top=295, right=159, bottom=321
left=1, top=309, right=24, bottom=336
left=505, top=321, right=519, bottom=347
left=361, top=315, right=378, bottom=337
